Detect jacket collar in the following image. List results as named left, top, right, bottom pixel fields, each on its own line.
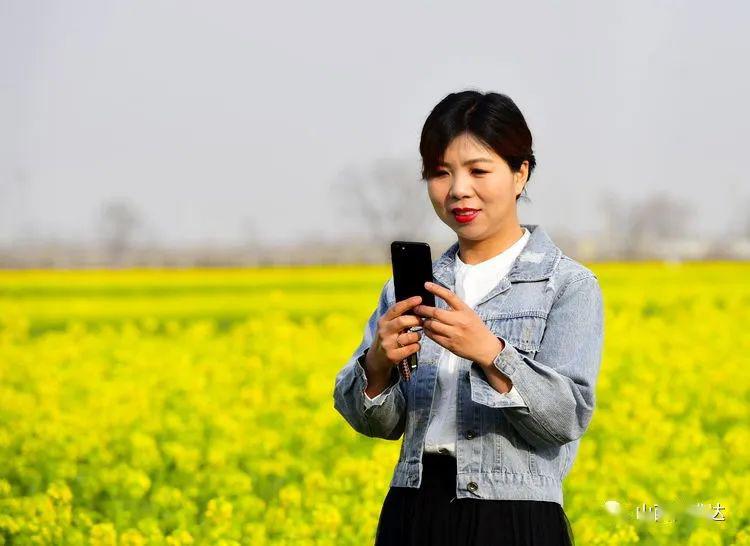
left=432, top=224, right=561, bottom=305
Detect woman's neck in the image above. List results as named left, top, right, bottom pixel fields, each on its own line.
left=457, top=224, right=526, bottom=265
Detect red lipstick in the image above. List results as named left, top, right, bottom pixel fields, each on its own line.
left=451, top=208, right=480, bottom=224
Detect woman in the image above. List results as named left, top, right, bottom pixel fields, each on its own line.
left=333, top=90, right=605, bottom=546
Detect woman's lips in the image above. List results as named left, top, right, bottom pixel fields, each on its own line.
left=452, top=210, right=480, bottom=223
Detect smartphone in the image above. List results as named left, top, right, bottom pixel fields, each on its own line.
left=390, top=241, right=436, bottom=380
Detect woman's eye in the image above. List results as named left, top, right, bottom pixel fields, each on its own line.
left=433, top=169, right=487, bottom=177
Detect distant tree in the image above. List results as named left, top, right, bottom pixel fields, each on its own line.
left=739, top=195, right=750, bottom=238
left=98, top=199, right=143, bottom=264
left=333, top=156, right=435, bottom=244
left=239, top=216, right=261, bottom=249
left=629, top=191, right=690, bottom=239
left=597, top=190, right=628, bottom=249
left=599, top=190, right=691, bottom=259
left=0, top=170, right=32, bottom=244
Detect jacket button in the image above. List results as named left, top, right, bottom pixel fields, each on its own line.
left=467, top=481, right=478, bottom=492
left=465, top=430, right=476, bottom=440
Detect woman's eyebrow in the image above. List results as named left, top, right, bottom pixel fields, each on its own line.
left=438, top=158, right=493, bottom=167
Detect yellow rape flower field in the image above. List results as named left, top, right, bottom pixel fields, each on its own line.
left=0, top=262, right=748, bottom=545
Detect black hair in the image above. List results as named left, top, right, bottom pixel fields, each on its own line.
left=419, top=90, right=536, bottom=202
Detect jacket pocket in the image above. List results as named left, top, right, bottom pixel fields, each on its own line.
left=529, top=442, right=566, bottom=479
left=494, top=411, right=533, bottom=474
left=498, top=421, right=564, bottom=479
left=484, top=312, right=546, bottom=357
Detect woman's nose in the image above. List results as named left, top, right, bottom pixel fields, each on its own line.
left=449, top=175, right=475, bottom=198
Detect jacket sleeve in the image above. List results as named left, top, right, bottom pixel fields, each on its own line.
left=504, top=385, right=528, bottom=407
left=333, top=277, right=408, bottom=440
left=469, top=374, right=530, bottom=409
left=363, top=381, right=398, bottom=408
left=471, top=273, right=604, bottom=448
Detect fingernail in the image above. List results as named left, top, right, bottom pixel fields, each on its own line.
left=424, top=281, right=431, bottom=288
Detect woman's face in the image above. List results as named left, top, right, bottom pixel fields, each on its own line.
left=426, top=132, right=528, bottom=243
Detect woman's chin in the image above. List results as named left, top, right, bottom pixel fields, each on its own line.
left=453, top=228, right=486, bottom=241
left=440, top=217, right=487, bottom=239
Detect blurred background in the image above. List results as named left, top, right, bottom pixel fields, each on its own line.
left=2, top=0, right=749, bottom=268
left=1, top=2, right=749, bottom=546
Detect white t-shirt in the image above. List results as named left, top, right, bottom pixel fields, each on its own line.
left=364, top=227, right=530, bottom=457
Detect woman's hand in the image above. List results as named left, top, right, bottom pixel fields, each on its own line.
left=414, top=281, right=504, bottom=368
left=366, top=295, right=424, bottom=377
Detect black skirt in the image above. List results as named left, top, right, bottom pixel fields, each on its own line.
left=375, top=453, right=575, bottom=546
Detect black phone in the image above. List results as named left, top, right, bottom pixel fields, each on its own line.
left=390, top=241, right=436, bottom=381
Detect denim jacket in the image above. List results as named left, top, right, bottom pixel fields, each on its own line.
left=333, top=224, right=604, bottom=507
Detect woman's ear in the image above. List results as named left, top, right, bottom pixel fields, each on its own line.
left=514, top=162, right=529, bottom=198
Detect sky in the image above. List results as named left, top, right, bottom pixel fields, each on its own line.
left=1, top=0, right=748, bottom=246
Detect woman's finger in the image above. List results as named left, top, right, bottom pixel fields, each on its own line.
left=414, top=303, right=452, bottom=325
left=403, top=331, right=422, bottom=344
left=391, top=314, right=423, bottom=332
left=423, top=317, right=451, bottom=337
left=389, top=341, right=420, bottom=362
left=423, top=327, right=450, bottom=347
left=394, top=330, right=421, bottom=348
left=424, top=281, right=468, bottom=312
left=384, top=296, right=422, bottom=322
